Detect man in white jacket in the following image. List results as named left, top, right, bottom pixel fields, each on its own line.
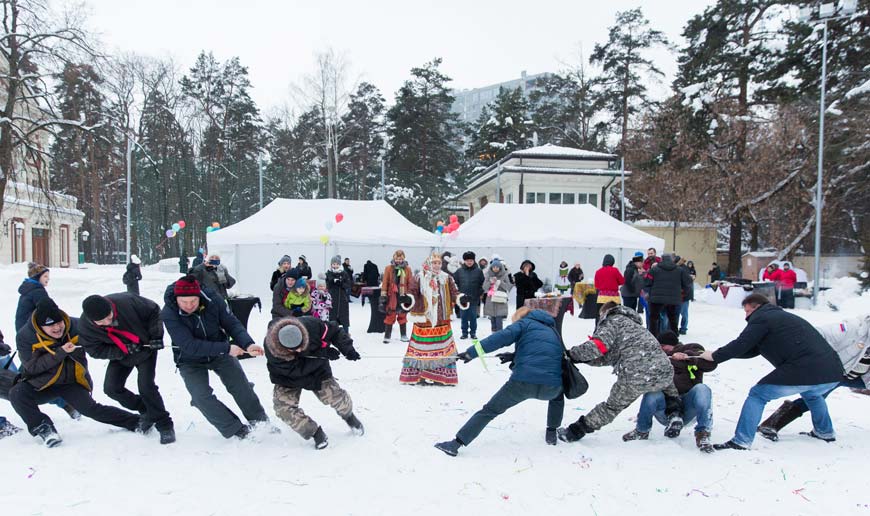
left=757, top=315, right=870, bottom=441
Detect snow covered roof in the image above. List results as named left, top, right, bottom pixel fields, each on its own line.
left=632, top=219, right=718, bottom=229
left=448, top=203, right=664, bottom=250
left=510, top=144, right=617, bottom=160
left=207, top=199, right=439, bottom=247
left=500, top=165, right=627, bottom=176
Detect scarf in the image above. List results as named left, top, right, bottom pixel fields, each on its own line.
left=105, top=326, right=140, bottom=355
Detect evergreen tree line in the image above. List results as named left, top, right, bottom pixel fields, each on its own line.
left=41, top=1, right=869, bottom=270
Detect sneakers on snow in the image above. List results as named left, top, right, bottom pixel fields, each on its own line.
left=695, top=430, right=714, bottom=453
left=0, top=420, right=21, bottom=439
left=344, top=414, right=365, bottom=436
left=459, top=334, right=469, bottom=340
left=622, top=429, right=650, bottom=442
left=313, top=427, right=328, bottom=450
left=545, top=428, right=558, bottom=445
left=664, top=415, right=684, bottom=438
left=34, top=422, right=62, bottom=448
left=63, top=404, right=82, bottom=420
left=159, top=428, right=177, bottom=445
left=435, top=438, right=462, bottom=457
left=800, top=430, right=836, bottom=443
left=712, top=440, right=747, bottom=451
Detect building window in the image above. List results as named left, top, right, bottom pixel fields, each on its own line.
left=11, top=218, right=25, bottom=263
left=59, top=225, right=70, bottom=267
left=577, top=193, right=588, bottom=204
left=589, top=193, right=598, bottom=207
left=526, top=192, right=536, bottom=204
left=536, top=193, right=546, bottom=204
left=563, top=193, right=575, bottom=204
left=549, top=193, right=561, bottom=204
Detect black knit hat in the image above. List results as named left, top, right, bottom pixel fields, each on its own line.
left=82, top=295, right=112, bottom=321
left=462, top=251, right=476, bottom=261
left=657, top=331, right=680, bottom=346
left=34, top=298, right=64, bottom=327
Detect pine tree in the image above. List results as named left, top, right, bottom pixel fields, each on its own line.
left=386, top=58, right=463, bottom=228
left=528, top=70, right=609, bottom=151
left=340, top=82, right=386, bottom=200
left=465, top=87, right=531, bottom=172
left=591, top=7, right=668, bottom=154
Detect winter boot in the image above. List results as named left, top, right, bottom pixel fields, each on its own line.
left=435, top=438, right=463, bottom=457
left=34, top=422, right=62, bottom=448
left=63, top=404, right=82, bottom=420
left=159, top=428, right=177, bottom=445
left=233, top=424, right=252, bottom=440
left=712, top=440, right=747, bottom=451
left=0, top=419, right=21, bottom=438
left=344, top=414, right=365, bottom=436
left=558, top=417, right=594, bottom=443
left=312, top=427, right=328, bottom=450
left=383, top=325, right=393, bottom=344
left=664, top=415, right=684, bottom=438
left=136, top=418, right=155, bottom=435
left=757, top=400, right=804, bottom=442
left=622, top=429, right=650, bottom=442
left=399, top=323, right=409, bottom=343
left=545, top=427, right=558, bottom=445
left=695, top=430, right=714, bottom=453
left=800, top=430, right=836, bottom=443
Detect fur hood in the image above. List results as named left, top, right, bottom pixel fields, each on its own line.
left=265, top=317, right=314, bottom=360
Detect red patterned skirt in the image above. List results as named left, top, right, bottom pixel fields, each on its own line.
left=399, top=322, right=458, bottom=385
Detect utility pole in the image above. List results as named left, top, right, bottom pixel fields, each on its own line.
left=125, top=134, right=132, bottom=264
left=620, top=157, right=625, bottom=222
left=258, top=159, right=264, bottom=210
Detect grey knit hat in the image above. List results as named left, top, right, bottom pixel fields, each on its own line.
left=331, top=255, right=342, bottom=265
left=277, top=325, right=304, bottom=349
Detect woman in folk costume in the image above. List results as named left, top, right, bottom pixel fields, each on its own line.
left=399, top=253, right=468, bottom=386
left=555, top=261, right=571, bottom=295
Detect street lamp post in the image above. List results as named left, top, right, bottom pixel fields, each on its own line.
left=798, top=0, right=857, bottom=305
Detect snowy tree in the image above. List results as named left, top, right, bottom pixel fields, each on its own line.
left=0, top=0, right=99, bottom=217
left=590, top=7, right=669, bottom=155
left=339, top=82, right=386, bottom=200
left=465, top=86, right=531, bottom=172
left=386, top=58, right=463, bottom=228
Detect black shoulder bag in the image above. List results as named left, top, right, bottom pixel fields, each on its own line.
left=552, top=329, right=589, bottom=399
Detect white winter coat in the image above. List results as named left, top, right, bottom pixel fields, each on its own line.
left=816, top=315, right=870, bottom=387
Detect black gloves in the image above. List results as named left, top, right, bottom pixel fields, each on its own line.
left=0, top=342, right=11, bottom=356
left=496, top=352, right=515, bottom=364
left=146, top=339, right=165, bottom=350
left=344, top=348, right=361, bottom=361
left=126, top=342, right=142, bottom=354
left=457, top=351, right=473, bottom=363
left=325, top=348, right=341, bottom=361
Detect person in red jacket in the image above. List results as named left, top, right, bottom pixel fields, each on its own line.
left=642, top=248, right=661, bottom=272
left=762, top=263, right=781, bottom=282
left=594, top=254, right=624, bottom=329
left=777, top=262, right=797, bottom=309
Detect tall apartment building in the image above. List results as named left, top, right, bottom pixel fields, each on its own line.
left=451, top=70, right=552, bottom=123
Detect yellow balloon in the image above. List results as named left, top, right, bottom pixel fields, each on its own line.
left=319, top=235, right=329, bottom=245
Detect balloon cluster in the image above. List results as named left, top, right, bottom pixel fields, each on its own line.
left=436, top=214, right=460, bottom=235
left=205, top=222, right=221, bottom=234
left=165, top=220, right=186, bottom=238
left=320, top=212, right=344, bottom=245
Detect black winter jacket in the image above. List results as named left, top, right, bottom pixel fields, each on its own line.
left=667, top=343, right=717, bottom=394
left=16, top=313, right=91, bottom=392
left=620, top=263, right=644, bottom=297
left=645, top=255, right=692, bottom=305
left=454, top=263, right=485, bottom=304
left=326, top=268, right=352, bottom=327
left=190, top=264, right=236, bottom=299
left=79, top=292, right=163, bottom=367
left=567, top=267, right=584, bottom=288
left=160, top=284, right=254, bottom=365
left=712, top=303, right=843, bottom=385
left=514, top=262, right=543, bottom=309
left=363, top=261, right=380, bottom=286
left=264, top=316, right=357, bottom=391
left=15, top=279, right=48, bottom=333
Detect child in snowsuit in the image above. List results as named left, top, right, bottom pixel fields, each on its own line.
left=310, top=277, right=333, bottom=322
left=265, top=316, right=362, bottom=449
left=282, top=278, right=312, bottom=316
left=559, top=302, right=682, bottom=443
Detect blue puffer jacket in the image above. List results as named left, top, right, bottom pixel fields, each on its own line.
left=160, top=283, right=254, bottom=365
left=465, top=309, right=563, bottom=387
left=15, top=279, right=48, bottom=333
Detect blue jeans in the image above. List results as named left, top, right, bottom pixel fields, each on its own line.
left=636, top=384, right=713, bottom=433
left=733, top=382, right=839, bottom=447
left=679, top=301, right=690, bottom=332
left=456, top=380, right=564, bottom=445
left=460, top=305, right=478, bottom=337
left=792, top=378, right=865, bottom=413
left=2, top=355, right=67, bottom=410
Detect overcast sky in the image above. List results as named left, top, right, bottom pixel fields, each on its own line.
left=82, top=0, right=717, bottom=113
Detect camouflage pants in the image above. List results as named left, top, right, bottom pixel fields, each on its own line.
left=273, top=378, right=353, bottom=439
left=583, top=374, right=679, bottom=431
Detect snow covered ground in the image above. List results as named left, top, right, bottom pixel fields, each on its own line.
left=0, top=262, right=868, bottom=516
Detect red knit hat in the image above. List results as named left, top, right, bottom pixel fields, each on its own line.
left=174, top=275, right=201, bottom=297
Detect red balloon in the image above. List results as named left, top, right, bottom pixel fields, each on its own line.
left=335, top=213, right=344, bottom=223
left=178, top=220, right=186, bottom=229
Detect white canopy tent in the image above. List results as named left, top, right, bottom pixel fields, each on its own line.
left=442, top=204, right=665, bottom=287
left=207, top=199, right=440, bottom=302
